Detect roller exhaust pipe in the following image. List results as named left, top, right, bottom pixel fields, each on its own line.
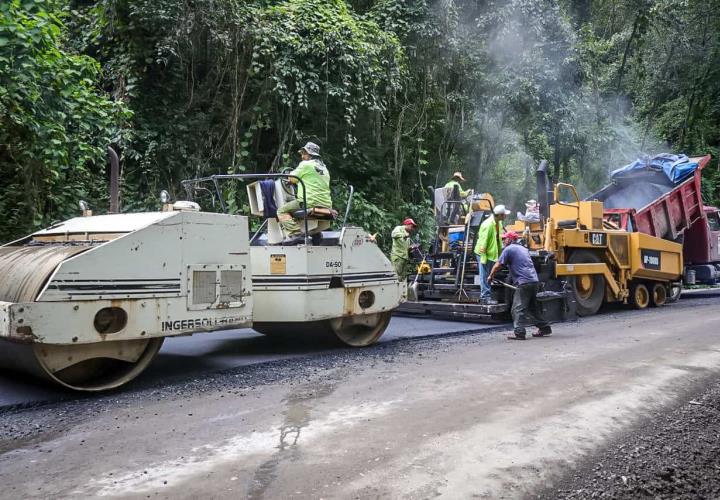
left=108, top=146, right=120, bottom=213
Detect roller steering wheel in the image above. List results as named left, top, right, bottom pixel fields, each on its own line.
left=279, top=167, right=296, bottom=197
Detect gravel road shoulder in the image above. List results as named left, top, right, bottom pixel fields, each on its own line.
left=537, top=377, right=720, bottom=499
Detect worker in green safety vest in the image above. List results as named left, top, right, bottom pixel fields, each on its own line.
left=474, top=204, right=510, bottom=304
left=444, top=171, right=473, bottom=223
left=444, top=171, right=471, bottom=198
left=391, top=218, right=418, bottom=279
left=277, top=142, right=332, bottom=238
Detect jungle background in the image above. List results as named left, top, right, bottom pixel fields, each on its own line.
left=2, top=0, right=720, bottom=246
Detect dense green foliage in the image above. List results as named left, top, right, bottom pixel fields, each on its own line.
left=0, top=0, right=125, bottom=239
left=1, top=0, right=720, bottom=244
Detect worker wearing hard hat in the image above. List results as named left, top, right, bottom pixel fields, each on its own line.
left=444, top=171, right=472, bottom=198
left=391, top=218, right=418, bottom=279
left=487, top=231, right=551, bottom=340
left=277, top=141, right=332, bottom=238
left=474, top=204, right=511, bottom=304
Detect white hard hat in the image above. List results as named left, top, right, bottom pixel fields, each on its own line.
left=493, top=204, right=511, bottom=215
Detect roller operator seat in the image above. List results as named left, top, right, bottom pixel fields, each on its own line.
left=291, top=206, right=339, bottom=234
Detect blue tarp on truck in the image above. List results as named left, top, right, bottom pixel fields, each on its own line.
left=610, top=153, right=699, bottom=184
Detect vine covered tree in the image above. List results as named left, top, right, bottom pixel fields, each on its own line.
left=1, top=0, right=719, bottom=243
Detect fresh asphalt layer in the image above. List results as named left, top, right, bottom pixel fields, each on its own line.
left=0, top=316, right=502, bottom=409
left=1, top=288, right=717, bottom=409
left=2, top=288, right=719, bottom=498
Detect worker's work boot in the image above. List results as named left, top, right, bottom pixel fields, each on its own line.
left=532, top=326, right=552, bottom=337
left=279, top=233, right=305, bottom=245
left=508, top=328, right=527, bottom=340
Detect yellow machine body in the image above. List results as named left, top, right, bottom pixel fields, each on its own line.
left=508, top=182, right=683, bottom=314
left=549, top=200, right=604, bottom=230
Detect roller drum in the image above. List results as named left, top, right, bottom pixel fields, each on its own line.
left=0, top=245, right=90, bottom=302
left=0, top=339, right=164, bottom=391
left=0, top=244, right=163, bottom=391
left=253, top=311, right=392, bottom=347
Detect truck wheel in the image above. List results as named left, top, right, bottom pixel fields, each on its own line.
left=630, top=282, right=650, bottom=309
left=667, top=282, right=682, bottom=303
left=651, top=282, right=667, bottom=307
left=568, top=250, right=605, bottom=316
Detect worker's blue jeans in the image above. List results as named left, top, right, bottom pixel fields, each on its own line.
left=476, top=257, right=495, bottom=299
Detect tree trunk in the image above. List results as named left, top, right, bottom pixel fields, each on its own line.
left=641, top=44, right=676, bottom=150
left=616, top=14, right=641, bottom=95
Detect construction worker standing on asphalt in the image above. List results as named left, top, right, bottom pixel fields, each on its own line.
left=444, top=171, right=472, bottom=198
left=487, top=231, right=551, bottom=340
left=474, top=204, right=511, bottom=304
left=391, top=218, right=418, bottom=279
left=277, top=142, right=332, bottom=239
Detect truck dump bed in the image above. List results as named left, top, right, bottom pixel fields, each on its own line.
left=589, top=155, right=710, bottom=240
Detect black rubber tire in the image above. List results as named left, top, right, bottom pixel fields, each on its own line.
left=567, top=250, right=605, bottom=317
left=630, top=282, right=650, bottom=309
left=650, top=282, right=668, bottom=307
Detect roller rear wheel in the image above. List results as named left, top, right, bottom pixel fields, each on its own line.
left=567, top=250, right=605, bottom=317
left=254, top=311, right=392, bottom=347
left=328, top=311, right=392, bottom=347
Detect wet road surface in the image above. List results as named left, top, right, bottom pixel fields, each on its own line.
left=0, top=316, right=501, bottom=408
left=1, top=288, right=718, bottom=498
left=1, top=289, right=716, bottom=409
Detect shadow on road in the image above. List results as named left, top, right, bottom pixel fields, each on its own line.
left=0, top=330, right=343, bottom=408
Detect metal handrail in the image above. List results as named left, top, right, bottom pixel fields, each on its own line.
left=181, top=173, right=311, bottom=245
left=553, top=182, right=582, bottom=227
left=342, top=185, right=354, bottom=228
left=554, top=182, right=581, bottom=206
left=249, top=218, right=268, bottom=244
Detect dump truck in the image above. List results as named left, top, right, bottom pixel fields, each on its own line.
left=399, top=161, right=685, bottom=321
left=0, top=174, right=403, bottom=391
left=589, top=154, right=720, bottom=294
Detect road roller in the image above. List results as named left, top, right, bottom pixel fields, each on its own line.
left=0, top=175, right=404, bottom=391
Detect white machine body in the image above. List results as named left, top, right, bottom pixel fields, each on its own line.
left=0, top=200, right=403, bottom=390
left=0, top=211, right=253, bottom=346
left=251, top=227, right=401, bottom=322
